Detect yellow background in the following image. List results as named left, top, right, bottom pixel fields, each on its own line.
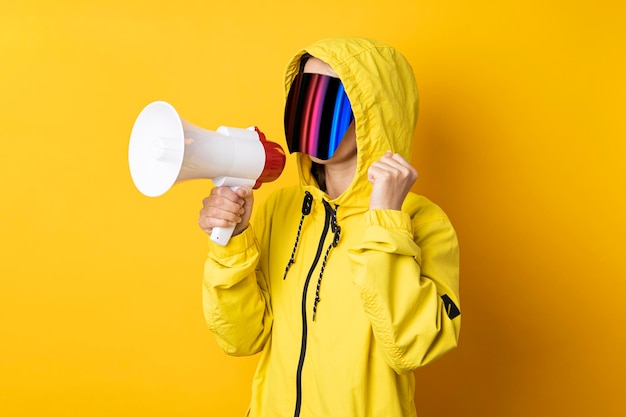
left=1, top=0, right=624, bottom=416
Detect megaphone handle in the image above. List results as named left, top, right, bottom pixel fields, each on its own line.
left=210, top=185, right=240, bottom=246
left=211, top=224, right=236, bottom=246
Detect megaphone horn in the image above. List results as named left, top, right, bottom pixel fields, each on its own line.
left=128, top=101, right=286, bottom=245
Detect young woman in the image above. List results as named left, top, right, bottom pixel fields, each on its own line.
left=199, top=37, right=461, bottom=417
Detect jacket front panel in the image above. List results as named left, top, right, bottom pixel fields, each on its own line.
left=249, top=185, right=425, bottom=417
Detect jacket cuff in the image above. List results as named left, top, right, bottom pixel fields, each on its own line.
left=207, top=226, right=256, bottom=266
left=366, top=209, right=413, bottom=233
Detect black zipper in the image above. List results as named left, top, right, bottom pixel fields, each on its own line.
left=293, top=199, right=334, bottom=417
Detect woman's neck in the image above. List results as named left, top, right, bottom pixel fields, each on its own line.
left=323, top=160, right=357, bottom=199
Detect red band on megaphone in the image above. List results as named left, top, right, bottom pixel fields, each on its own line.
left=253, top=127, right=286, bottom=189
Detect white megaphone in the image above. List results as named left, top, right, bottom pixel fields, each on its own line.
left=128, top=101, right=286, bottom=246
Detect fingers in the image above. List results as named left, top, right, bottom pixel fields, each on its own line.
left=368, top=151, right=418, bottom=210
left=235, top=187, right=255, bottom=212
left=368, top=152, right=418, bottom=184
left=208, top=186, right=245, bottom=213
left=198, top=206, right=243, bottom=235
left=198, top=187, right=253, bottom=235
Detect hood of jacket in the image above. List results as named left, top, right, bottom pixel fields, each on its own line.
left=283, top=37, right=419, bottom=218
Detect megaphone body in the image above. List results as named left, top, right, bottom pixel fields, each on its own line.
left=129, top=101, right=285, bottom=245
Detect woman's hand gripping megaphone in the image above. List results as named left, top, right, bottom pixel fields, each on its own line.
left=199, top=186, right=254, bottom=242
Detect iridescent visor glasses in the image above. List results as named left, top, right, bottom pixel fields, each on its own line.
left=284, top=72, right=354, bottom=160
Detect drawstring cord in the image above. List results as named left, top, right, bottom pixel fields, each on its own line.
left=283, top=192, right=341, bottom=321
left=284, top=191, right=313, bottom=280
left=312, top=203, right=341, bottom=321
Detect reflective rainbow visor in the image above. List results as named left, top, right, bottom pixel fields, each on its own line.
left=284, top=73, right=354, bottom=160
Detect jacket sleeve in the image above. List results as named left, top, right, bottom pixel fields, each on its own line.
left=202, top=226, right=273, bottom=356
left=348, top=207, right=461, bottom=374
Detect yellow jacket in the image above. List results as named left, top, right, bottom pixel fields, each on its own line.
left=203, top=37, right=461, bottom=417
